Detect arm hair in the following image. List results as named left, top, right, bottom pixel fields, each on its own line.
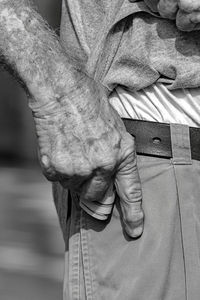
left=0, top=0, right=87, bottom=110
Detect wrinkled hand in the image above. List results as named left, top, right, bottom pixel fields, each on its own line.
left=32, top=79, right=144, bottom=238
left=143, top=0, right=200, bottom=31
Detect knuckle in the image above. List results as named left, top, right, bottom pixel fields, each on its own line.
left=178, top=0, right=197, bottom=13
left=50, top=155, right=69, bottom=173
left=40, top=154, right=51, bottom=169
left=96, top=156, right=117, bottom=174
left=123, top=131, right=135, bottom=143
left=120, top=133, right=136, bottom=155
left=42, top=153, right=74, bottom=180
left=40, top=147, right=94, bottom=181
left=127, top=134, right=136, bottom=148
left=176, top=11, right=194, bottom=31
left=52, top=154, right=92, bottom=179
left=74, top=163, right=92, bottom=178
left=112, top=129, right=122, bottom=146
left=158, top=0, right=178, bottom=14
left=38, top=154, right=56, bottom=181
left=92, top=148, right=119, bottom=173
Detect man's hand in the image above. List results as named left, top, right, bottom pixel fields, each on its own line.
left=176, top=0, right=200, bottom=31
left=143, top=0, right=200, bottom=31
left=0, top=0, right=144, bottom=238
left=34, top=79, right=144, bottom=238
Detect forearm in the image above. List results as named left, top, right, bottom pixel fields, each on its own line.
left=0, top=0, right=94, bottom=115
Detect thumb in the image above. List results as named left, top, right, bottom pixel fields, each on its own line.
left=176, top=9, right=200, bottom=31
left=115, top=139, right=144, bottom=238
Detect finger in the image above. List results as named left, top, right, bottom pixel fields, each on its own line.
left=80, top=172, right=111, bottom=203
left=190, top=12, right=200, bottom=24
left=158, top=0, right=179, bottom=19
left=176, top=9, right=200, bottom=31
left=80, top=184, right=116, bottom=220
left=115, top=139, right=144, bottom=238
left=178, top=0, right=200, bottom=13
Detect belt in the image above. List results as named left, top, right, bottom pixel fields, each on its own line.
left=122, top=118, right=200, bottom=161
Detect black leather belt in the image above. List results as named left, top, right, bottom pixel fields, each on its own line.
left=122, top=118, right=200, bottom=161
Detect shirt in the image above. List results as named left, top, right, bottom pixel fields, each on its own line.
left=109, top=84, right=200, bottom=127
left=60, top=0, right=200, bottom=93
left=59, top=0, right=200, bottom=221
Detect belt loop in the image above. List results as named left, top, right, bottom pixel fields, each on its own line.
left=170, top=123, right=192, bottom=165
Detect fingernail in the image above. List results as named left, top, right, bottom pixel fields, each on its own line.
left=124, top=210, right=144, bottom=238
left=125, top=223, right=144, bottom=238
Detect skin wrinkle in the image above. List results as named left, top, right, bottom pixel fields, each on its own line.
left=0, top=0, right=144, bottom=238
left=0, top=1, right=81, bottom=106
left=145, top=0, right=200, bottom=31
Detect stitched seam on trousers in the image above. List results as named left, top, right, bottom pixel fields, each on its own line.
left=173, top=165, right=200, bottom=299
left=80, top=211, right=95, bottom=300
left=69, top=193, right=81, bottom=300
left=172, top=163, right=188, bottom=300
left=63, top=191, right=71, bottom=299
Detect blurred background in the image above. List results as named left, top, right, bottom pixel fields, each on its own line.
left=0, top=1, right=65, bottom=299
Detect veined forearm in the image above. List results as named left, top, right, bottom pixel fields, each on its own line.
left=0, top=0, right=88, bottom=111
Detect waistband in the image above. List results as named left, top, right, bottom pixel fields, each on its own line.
left=122, top=118, right=200, bottom=163
left=80, top=118, right=197, bottom=221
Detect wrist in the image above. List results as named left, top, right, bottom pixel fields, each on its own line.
left=29, top=97, right=66, bottom=119
left=29, top=70, right=95, bottom=116
left=0, top=0, right=102, bottom=118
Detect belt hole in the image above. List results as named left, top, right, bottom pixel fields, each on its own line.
left=152, top=137, right=161, bottom=144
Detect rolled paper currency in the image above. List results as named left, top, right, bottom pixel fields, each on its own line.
left=80, top=185, right=116, bottom=220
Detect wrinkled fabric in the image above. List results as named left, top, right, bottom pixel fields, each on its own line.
left=53, top=124, right=200, bottom=300
left=56, top=1, right=200, bottom=299
left=109, top=83, right=200, bottom=127
left=60, top=0, right=200, bottom=91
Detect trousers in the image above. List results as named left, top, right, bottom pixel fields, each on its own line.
left=53, top=124, right=200, bottom=300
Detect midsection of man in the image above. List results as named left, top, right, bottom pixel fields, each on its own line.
left=58, top=1, right=200, bottom=299
left=110, top=83, right=200, bottom=127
